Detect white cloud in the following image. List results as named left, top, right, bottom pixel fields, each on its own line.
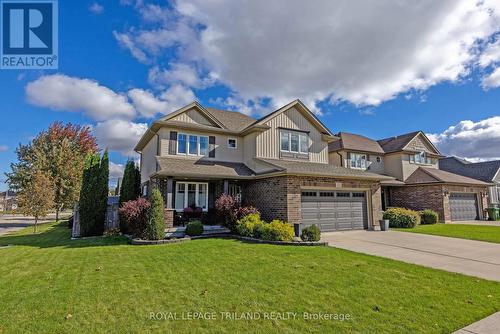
left=159, top=84, right=196, bottom=111
left=479, top=39, right=500, bottom=67
left=115, top=0, right=500, bottom=109
left=93, top=120, right=148, bottom=156
left=89, top=3, right=104, bottom=15
left=0, top=145, right=8, bottom=152
left=148, top=64, right=203, bottom=88
left=128, top=88, right=169, bottom=118
left=113, top=31, right=149, bottom=64
left=482, top=67, right=500, bottom=89
left=109, top=162, right=125, bottom=178
left=429, top=116, right=500, bottom=160
left=26, top=74, right=135, bottom=121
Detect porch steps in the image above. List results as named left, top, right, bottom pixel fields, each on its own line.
left=165, top=225, right=231, bottom=239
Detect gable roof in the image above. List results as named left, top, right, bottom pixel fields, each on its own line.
left=439, top=156, right=500, bottom=183
left=405, top=167, right=491, bottom=186
left=246, top=99, right=334, bottom=136
left=329, top=132, right=385, bottom=154
left=205, top=107, right=257, bottom=132
left=161, top=102, right=227, bottom=129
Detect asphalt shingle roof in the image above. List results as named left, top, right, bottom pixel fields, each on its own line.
left=377, top=131, right=421, bottom=153
left=156, top=157, right=255, bottom=178
left=439, top=157, right=500, bottom=183
left=205, top=108, right=257, bottom=132
left=329, top=132, right=385, bottom=154
left=406, top=167, right=491, bottom=185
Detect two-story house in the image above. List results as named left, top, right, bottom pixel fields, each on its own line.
left=328, top=132, right=491, bottom=222
left=135, top=100, right=392, bottom=231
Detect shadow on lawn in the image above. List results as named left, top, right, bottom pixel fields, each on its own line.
left=0, top=222, right=128, bottom=249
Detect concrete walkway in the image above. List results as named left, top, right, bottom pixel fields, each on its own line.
left=453, top=311, right=500, bottom=334
left=322, top=230, right=500, bottom=281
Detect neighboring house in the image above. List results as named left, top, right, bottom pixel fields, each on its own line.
left=439, top=157, right=500, bottom=208
left=0, top=190, right=17, bottom=212
left=135, top=100, right=392, bottom=232
left=328, top=132, right=491, bottom=222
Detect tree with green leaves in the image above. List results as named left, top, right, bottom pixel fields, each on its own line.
left=17, top=170, right=55, bottom=233
left=79, top=153, right=104, bottom=236
left=119, top=160, right=141, bottom=206
left=97, top=150, right=109, bottom=227
left=145, top=188, right=165, bottom=240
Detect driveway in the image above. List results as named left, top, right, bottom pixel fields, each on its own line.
left=451, top=220, right=500, bottom=227
left=322, top=230, right=500, bottom=281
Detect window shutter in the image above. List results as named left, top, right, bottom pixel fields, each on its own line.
left=169, top=131, right=177, bottom=155
left=209, top=136, right=216, bottom=158
left=347, top=152, right=351, bottom=159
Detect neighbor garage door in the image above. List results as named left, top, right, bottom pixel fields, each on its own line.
left=301, top=190, right=368, bottom=232
left=450, top=193, right=479, bottom=221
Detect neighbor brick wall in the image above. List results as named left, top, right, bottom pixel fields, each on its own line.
left=389, top=184, right=489, bottom=223
left=244, top=175, right=381, bottom=228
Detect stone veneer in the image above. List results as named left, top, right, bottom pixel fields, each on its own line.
left=389, top=184, right=488, bottom=223
left=243, top=175, right=382, bottom=229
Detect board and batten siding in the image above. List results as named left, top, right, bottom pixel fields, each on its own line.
left=170, top=108, right=214, bottom=127
left=255, top=107, right=329, bottom=163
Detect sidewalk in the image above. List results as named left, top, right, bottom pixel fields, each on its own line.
left=453, top=311, right=500, bottom=334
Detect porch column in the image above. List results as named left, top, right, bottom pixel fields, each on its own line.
left=166, top=177, right=174, bottom=209
left=223, top=179, right=229, bottom=195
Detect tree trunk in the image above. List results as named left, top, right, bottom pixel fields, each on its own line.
left=34, top=217, right=38, bottom=233
left=56, top=208, right=59, bottom=222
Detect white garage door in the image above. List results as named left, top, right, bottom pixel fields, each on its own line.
left=301, top=190, right=368, bottom=232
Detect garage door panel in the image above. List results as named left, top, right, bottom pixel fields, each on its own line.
left=301, top=190, right=368, bottom=232
left=450, top=193, right=478, bottom=221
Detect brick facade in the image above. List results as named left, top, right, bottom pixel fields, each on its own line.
left=389, top=184, right=488, bottom=223
left=243, top=175, right=382, bottom=229
left=164, top=209, right=174, bottom=228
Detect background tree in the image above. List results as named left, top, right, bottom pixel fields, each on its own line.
left=97, top=150, right=109, bottom=227
left=6, top=122, right=98, bottom=221
left=119, top=160, right=141, bottom=205
left=17, top=171, right=55, bottom=233
left=79, top=153, right=103, bottom=236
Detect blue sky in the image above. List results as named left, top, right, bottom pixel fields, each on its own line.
left=1, top=0, right=500, bottom=191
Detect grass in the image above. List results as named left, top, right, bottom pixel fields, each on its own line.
left=395, top=224, right=500, bottom=244
left=0, top=222, right=499, bottom=333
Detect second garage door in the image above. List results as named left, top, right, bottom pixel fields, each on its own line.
left=301, top=190, right=368, bottom=232
left=450, top=193, right=479, bottom=221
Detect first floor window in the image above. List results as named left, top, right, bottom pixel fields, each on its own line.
left=280, top=130, right=309, bottom=154
left=175, top=182, right=209, bottom=211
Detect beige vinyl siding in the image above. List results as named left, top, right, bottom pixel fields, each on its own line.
left=171, top=108, right=215, bottom=127
left=406, top=135, right=437, bottom=154
left=157, top=127, right=244, bottom=162
left=140, top=137, right=158, bottom=184
left=384, top=154, right=404, bottom=181
left=255, top=107, right=329, bottom=163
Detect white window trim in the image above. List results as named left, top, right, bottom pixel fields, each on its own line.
left=227, top=138, right=237, bottom=149
left=175, top=182, right=209, bottom=212
left=176, top=133, right=209, bottom=157
left=350, top=153, right=368, bottom=170
left=410, top=151, right=434, bottom=165
left=280, top=130, right=309, bottom=154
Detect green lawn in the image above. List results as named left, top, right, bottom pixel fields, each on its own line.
left=0, top=222, right=499, bottom=334
left=395, top=224, right=500, bottom=244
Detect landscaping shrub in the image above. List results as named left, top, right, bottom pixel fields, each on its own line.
left=420, top=209, right=439, bottom=225
left=144, top=189, right=165, bottom=240
left=301, top=225, right=321, bottom=242
left=185, top=220, right=204, bottom=236
left=118, top=198, right=150, bottom=237
left=383, top=207, right=421, bottom=228
left=236, top=213, right=264, bottom=237
left=252, top=221, right=267, bottom=239
left=261, top=220, right=295, bottom=242
left=215, top=194, right=238, bottom=230
left=235, top=206, right=260, bottom=221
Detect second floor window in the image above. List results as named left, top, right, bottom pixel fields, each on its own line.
left=177, top=133, right=208, bottom=156
left=350, top=153, right=367, bottom=169
left=410, top=151, right=433, bottom=164
left=280, top=130, right=308, bottom=154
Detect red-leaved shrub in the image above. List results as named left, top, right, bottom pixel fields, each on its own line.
left=215, top=194, right=260, bottom=231
left=119, top=198, right=150, bottom=237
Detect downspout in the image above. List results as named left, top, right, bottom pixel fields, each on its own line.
left=155, top=134, right=160, bottom=172
left=337, top=152, right=343, bottom=167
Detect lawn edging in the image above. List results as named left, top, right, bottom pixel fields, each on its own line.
left=130, top=234, right=327, bottom=246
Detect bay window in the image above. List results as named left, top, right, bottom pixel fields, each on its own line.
left=280, top=130, right=309, bottom=154
left=177, top=133, right=209, bottom=156
left=175, top=182, right=209, bottom=211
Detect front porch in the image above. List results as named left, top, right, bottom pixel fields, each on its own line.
left=151, top=177, right=244, bottom=227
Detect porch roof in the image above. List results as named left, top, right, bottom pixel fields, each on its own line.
left=405, top=167, right=492, bottom=186
left=154, top=157, right=255, bottom=179
left=256, top=158, right=394, bottom=180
